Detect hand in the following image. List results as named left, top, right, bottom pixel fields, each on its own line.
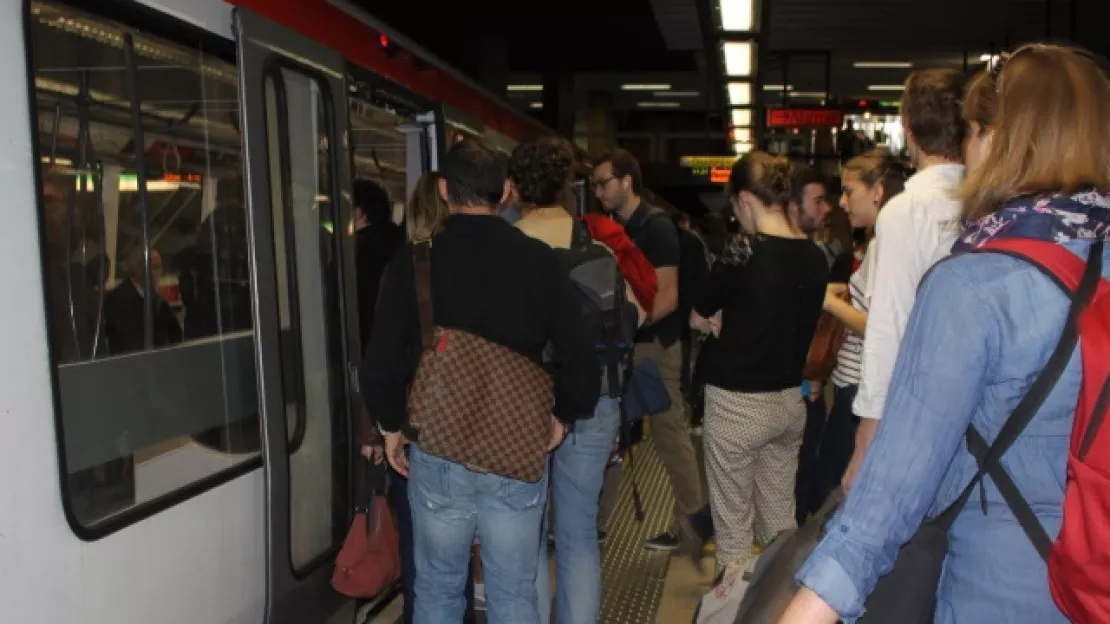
left=708, top=311, right=723, bottom=337
left=841, top=418, right=879, bottom=492
left=806, top=379, right=823, bottom=402
left=361, top=444, right=384, bottom=464
left=548, top=418, right=568, bottom=452
left=827, top=283, right=848, bottom=297
left=823, top=284, right=848, bottom=311
left=383, top=431, right=410, bottom=477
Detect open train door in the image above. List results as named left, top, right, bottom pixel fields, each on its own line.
left=234, top=8, right=358, bottom=623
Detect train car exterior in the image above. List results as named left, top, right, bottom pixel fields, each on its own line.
left=0, top=0, right=546, bottom=622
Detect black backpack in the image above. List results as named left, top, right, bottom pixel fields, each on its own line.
left=556, top=221, right=639, bottom=398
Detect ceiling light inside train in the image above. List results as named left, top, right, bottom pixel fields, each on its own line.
left=718, top=0, right=754, bottom=31
left=728, top=82, right=752, bottom=106
left=622, top=83, right=671, bottom=91
left=507, top=84, right=542, bottom=92
left=722, top=41, right=754, bottom=77
left=731, top=109, right=752, bottom=127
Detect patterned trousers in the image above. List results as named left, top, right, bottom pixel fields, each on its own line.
left=703, top=385, right=806, bottom=572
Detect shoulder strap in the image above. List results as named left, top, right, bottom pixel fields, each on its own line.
left=933, top=239, right=1103, bottom=532
left=570, top=219, right=594, bottom=251
left=412, top=242, right=435, bottom=351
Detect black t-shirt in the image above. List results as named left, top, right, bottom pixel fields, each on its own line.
left=620, top=203, right=681, bottom=347
left=694, top=235, right=828, bottom=392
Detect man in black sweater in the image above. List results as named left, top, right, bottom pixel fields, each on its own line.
left=361, top=138, right=599, bottom=623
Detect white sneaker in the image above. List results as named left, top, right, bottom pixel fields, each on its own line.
left=473, top=582, right=487, bottom=612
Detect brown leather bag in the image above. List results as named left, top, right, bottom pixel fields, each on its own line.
left=406, top=242, right=554, bottom=482
left=802, top=289, right=851, bottom=381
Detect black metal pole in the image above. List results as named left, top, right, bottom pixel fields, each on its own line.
left=124, top=33, right=154, bottom=350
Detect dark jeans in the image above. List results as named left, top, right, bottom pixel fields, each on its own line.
left=390, top=469, right=476, bottom=624
left=794, top=392, right=828, bottom=525
left=803, top=384, right=860, bottom=519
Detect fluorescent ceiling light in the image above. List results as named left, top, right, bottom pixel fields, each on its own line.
left=789, top=91, right=827, bottom=98
left=622, top=83, right=671, bottom=91
left=733, top=141, right=753, bottom=155
left=764, top=84, right=793, bottom=91
left=657, top=91, right=699, bottom=97
left=529, top=102, right=543, bottom=109
left=41, top=156, right=74, bottom=167
left=722, top=41, right=754, bottom=77
left=731, top=109, right=752, bottom=126
left=727, top=82, right=752, bottom=106
left=637, top=101, right=680, bottom=108
left=868, top=85, right=905, bottom=92
left=853, top=61, right=913, bottom=69
left=732, top=127, right=752, bottom=142
left=719, top=0, right=754, bottom=31
left=507, top=84, right=542, bottom=92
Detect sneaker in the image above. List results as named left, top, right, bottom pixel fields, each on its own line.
left=644, top=531, right=679, bottom=551
left=473, top=582, right=487, bottom=612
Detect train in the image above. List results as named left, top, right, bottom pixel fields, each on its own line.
left=1, top=0, right=558, bottom=622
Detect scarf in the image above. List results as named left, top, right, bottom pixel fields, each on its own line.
left=953, top=189, right=1110, bottom=252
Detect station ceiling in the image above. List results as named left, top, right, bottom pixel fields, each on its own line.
left=354, top=0, right=1105, bottom=120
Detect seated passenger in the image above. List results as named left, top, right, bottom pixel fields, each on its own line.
left=509, top=136, right=644, bottom=624
left=361, top=138, right=599, bottom=624
left=104, top=248, right=182, bottom=354
left=691, top=153, right=828, bottom=579
left=781, top=43, right=1110, bottom=624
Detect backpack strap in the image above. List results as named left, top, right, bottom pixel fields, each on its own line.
left=937, top=239, right=1104, bottom=549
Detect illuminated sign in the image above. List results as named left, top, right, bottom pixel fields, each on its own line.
left=679, top=156, right=737, bottom=185
left=162, top=172, right=203, bottom=185
left=766, top=108, right=844, bottom=128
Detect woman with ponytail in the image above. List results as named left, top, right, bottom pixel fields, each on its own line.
left=691, top=152, right=829, bottom=580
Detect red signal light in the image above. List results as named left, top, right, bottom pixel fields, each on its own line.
left=379, top=34, right=389, bottom=49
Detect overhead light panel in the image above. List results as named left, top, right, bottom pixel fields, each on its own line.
left=727, top=82, right=752, bottom=106
left=732, top=127, right=752, bottom=143
left=637, top=101, right=681, bottom=108
left=722, top=41, right=754, bottom=77
left=622, top=83, right=671, bottom=91
left=733, top=141, right=753, bottom=155
left=763, top=84, right=793, bottom=91
left=719, top=0, right=754, bottom=31
left=868, top=84, right=905, bottom=92
left=507, top=84, right=542, bottom=92
left=853, top=61, right=913, bottom=69
left=789, top=91, right=827, bottom=98
left=657, top=91, right=700, bottom=97
left=529, top=102, right=543, bottom=109
left=731, top=109, right=753, bottom=126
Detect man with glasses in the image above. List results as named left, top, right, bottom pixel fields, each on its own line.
left=592, top=149, right=704, bottom=551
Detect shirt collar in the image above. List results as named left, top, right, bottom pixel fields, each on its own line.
left=904, top=163, right=965, bottom=193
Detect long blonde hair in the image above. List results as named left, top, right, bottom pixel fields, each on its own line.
left=408, top=173, right=449, bottom=241
left=959, top=44, right=1110, bottom=220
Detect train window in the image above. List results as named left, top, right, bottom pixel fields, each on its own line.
left=29, top=1, right=258, bottom=532
left=349, top=94, right=409, bottom=222
left=263, top=67, right=346, bottom=571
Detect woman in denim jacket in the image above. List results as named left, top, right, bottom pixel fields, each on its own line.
left=779, top=44, right=1110, bottom=623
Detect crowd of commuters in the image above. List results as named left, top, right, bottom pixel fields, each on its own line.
left=351, top=41, right=1109, bottom=624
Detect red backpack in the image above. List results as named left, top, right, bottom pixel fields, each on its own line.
left=979, top=238, right=1109, bottom=623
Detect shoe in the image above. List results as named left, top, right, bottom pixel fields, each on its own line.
left=597, top=529, right=607, bottom=546
left=644, top=531, right=679, bottom=551
left=473, top=582, right=487, bottom=612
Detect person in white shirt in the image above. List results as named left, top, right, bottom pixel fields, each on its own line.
left=842, top=69, right=968, bottom=489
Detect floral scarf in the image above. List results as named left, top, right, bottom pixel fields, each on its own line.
left=953, top=189, right=1110, bottom=252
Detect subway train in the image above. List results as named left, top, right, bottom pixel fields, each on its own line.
left=0, top=0, right=555, bottom=622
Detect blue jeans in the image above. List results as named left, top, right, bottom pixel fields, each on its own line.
left=536, top=397, right=621, bottom=624
left=409, top=444, right=548, bottom=624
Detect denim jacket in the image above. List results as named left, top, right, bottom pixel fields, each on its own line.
left=796, top=238, right=1110, bottom=623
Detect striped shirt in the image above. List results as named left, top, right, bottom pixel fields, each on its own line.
left=830, top=240, right=877, bottom=388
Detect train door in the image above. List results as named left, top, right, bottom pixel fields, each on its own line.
left=234, top=9, right=356, bottom=623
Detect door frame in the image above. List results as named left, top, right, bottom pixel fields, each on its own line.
left=235, top=8, right=356, bottom=622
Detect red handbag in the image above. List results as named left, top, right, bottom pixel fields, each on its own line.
left=331, top=459, right=400, bottom=599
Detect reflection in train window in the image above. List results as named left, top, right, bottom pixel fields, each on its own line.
left=348, top=90, right=409, bottom=225
left=29, top=1, right=258, bottom=531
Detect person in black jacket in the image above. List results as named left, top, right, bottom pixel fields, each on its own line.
left=361, top=138, right=599, bottom=623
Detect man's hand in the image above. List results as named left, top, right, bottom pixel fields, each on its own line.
left=361, top=444, right=384, bottom=464
left=548, top=418, right=568, bottom=452
left=841, top=418, right=879, bottom=492
left=383, top=431, right=410, bottom=477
